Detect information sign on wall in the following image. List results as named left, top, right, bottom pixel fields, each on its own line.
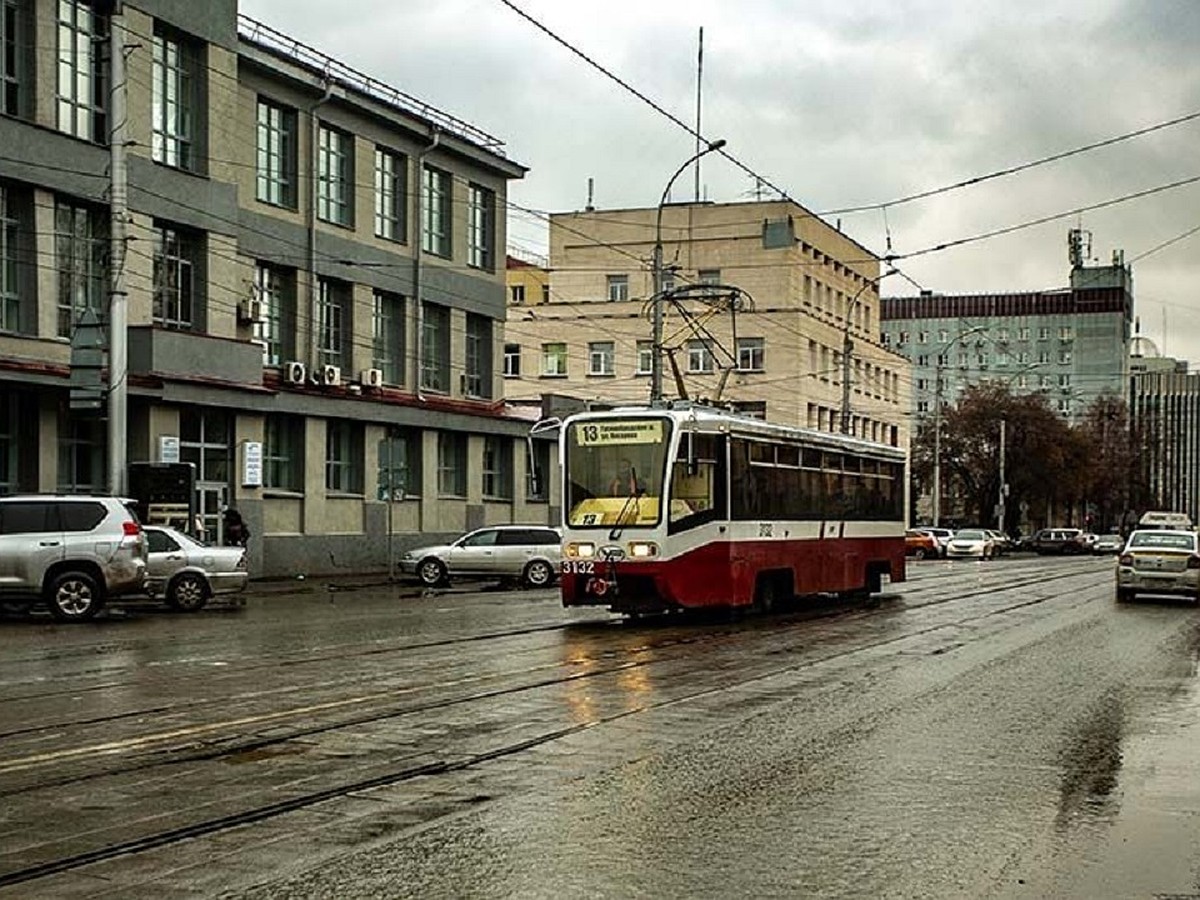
left=242, top=441, right=263, bottom=488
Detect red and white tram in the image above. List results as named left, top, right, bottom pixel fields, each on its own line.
left=558, top=405, right=907, bottom=614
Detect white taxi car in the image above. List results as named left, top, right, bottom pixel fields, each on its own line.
left=1116, top=529, right=1200, bottom=603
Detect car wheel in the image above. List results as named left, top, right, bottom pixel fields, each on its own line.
left=167, top=573, right=210, bottom=612
left=523, top=559, right=554, bottom=589
left=46, top=571, right=104, bottom=622
left=418, top=558, right=447, bottom=587
left=914, top=548, right=928, bottom=560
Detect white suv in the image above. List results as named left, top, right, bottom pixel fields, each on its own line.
left=0, top=496, right=148, bottom=621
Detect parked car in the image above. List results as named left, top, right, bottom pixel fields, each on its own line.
left=1093, top=533, right=1125, bottom=555
left=945, top=528, right=996, bottom=560
left=0, top=495, right=147, bottom=622
left=1116, top=529, right=1200, bottom=602
left=400, top=525, right=563, bottom=588
left=916, top=527, right=954, bottom=557
left=143, top=525, right=249, bottom=611
left=1028, top=528, right=1089, bottom=555
left=905, top=529, right=939, bottom=559
left=985, top=530, right=1012, bottom=555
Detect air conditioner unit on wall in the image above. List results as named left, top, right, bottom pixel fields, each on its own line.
left=284, top=361, right=307, bottom=384
left=361, top=368, right=384, bottom=389
left=237, top=298, right=263, bottom=324
left=321, top=365, right=342, bottom=387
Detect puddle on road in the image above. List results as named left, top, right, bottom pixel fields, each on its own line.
left=223, top=741, right=311, bottom=765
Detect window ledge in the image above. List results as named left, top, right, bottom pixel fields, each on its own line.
left=539, top=373, right=568, bottom=379
left=437, top=494, right=467, bottom=500
left=483, top=496, right=514, bottom=503
left=263, top=490, right=305, bottom=499
left=325, top=491, right=364, bottom=500
left=586, top=372, right=615, bottom=379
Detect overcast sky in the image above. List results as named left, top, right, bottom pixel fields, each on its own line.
left=242, top=0, right=1200, bottom=367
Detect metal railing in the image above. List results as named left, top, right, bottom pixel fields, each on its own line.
left=237, top=15, right=506, bottom=155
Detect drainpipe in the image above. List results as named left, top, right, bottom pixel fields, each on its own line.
left=308, top=78, right=334, bottom=372
left=413, top=126, right=441, bottom=400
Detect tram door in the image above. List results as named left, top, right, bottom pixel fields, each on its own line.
left=196, top=484, right=228, bottom=546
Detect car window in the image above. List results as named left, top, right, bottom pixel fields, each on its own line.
left=1129, top=532, right=1196, bottom=551
left=459, top=529, right=498, bottom=548
left=146, top=530, right=181, bottom=553
left=58, top=502, right=106, bottom=533
left=533, top=529, right=561, bottom=545
left=956, top=530, right=986, bottom=540
left=0, top=502, right=54, bottom=534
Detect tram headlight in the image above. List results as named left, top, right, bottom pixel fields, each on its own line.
left=627, top=541, right=659, bottom=558
left=566, top=542, right=596, bottom=559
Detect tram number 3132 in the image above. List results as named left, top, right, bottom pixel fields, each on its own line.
left=562, top=560, right=596, bottom=574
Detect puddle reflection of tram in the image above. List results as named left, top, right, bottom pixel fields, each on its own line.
left=554, top=405, right=907, bottom=616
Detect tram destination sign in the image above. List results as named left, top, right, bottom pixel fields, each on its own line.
left=576, top=420, right=663, bottom=446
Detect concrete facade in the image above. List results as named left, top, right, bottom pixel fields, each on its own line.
left=1130, top=353, right=1200, bottom=525
left=503, top=200, right=911, bottom=447
left=881, top=261, right=1134, bottom=424
left=0, top=1, right=557, bottom=577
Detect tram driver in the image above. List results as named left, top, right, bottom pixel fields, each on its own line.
left=609, top=458, right=642, bottom=496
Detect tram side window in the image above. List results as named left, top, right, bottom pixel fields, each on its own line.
left=669, top=434, right=726, bottom=532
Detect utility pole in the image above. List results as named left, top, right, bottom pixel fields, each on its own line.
left=997, top=417, right=1007, bottom=534
left=932, top=363, right=943, bottom=526
left=839, top=331, right=853, bottom=435
left=107, top=3, right=128, bottom=496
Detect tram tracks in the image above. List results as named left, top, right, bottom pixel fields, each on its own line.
left=0, top=565, right=1113, bottom=890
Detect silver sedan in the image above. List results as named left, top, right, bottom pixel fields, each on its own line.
left=945, top=529, right=997, bottom=560
left=143, top=526, right=249, bottom=611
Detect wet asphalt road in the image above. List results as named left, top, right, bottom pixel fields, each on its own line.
left=2, top=555, right=1200, bottom=898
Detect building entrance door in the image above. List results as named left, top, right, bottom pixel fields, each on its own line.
left=196, top=484, right=228, bottom=545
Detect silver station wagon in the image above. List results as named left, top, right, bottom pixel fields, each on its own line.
left=400, top=525, right=562, bottom=588
left=1116, top=529, right=1200, bottom=603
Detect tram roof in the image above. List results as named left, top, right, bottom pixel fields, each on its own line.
left=562, top=404, right=906, bottom=460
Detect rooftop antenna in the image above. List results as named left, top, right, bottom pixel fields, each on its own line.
left=585, top=177, right=594, bottom=212
left=693, top=26, right=704, bottom=202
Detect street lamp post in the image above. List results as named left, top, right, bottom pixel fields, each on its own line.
left=650, top=139, right=726, bottom=405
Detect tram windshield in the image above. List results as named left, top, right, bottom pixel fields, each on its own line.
left=565, top=418, right=673, bottom=528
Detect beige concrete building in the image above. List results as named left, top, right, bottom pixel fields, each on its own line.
left=503, top=200, right=911, bottom=446
left=505, top=253, right=551, bottom=309
left=0, top=1, right=556, bottom=577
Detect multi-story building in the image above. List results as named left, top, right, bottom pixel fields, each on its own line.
left=505, top=252, right=550, bottom=310
left=1129, top=342, right=1200, bottom=523
left=0, top=1, right=554, bottom=576
left=503, top=200, right=911, bottom=446
left=881, top=257, right=1134, bottom=422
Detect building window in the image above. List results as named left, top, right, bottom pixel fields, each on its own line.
left=56, top=0, right=105, bottom=141
left=421, top=165, right=451, bottom=257
left=1017, top=351, right=1029, bottom=364
left=317, top=124, right=352, bottom=226
left=897, top=332, right=909, bottom=345
left=254, top=262, right=294, bottom=365
left=374, top=147, right=406, bottom=241
left=1038, top=350, right=1050, bottom=364
left=1039, top=374, right=1053, bottom=388
left=153, top=223, right=199, bottom=330
left=151, top=27, right=196, bottom=170
left=542, top=342, right=567, bottom=376
left=263, top=414, right=304, bottom=492
left=317, top=278, right=349, bottom=370
left=55, top=199, right=106, bottom=338
left=0, top=185, right=21, bottom=332
left=1019, top=327, right=1030, bottom=341
left=1059, top=350, right=1072, bottom=364
left=372, top=290, right=404, bottom=385
left=916, top=400, right=929, bottom=414
left=1057, top=398, right=1071, bottom=415
left=998, top=327, right=1009, bottom=341
left=996, top=351, right=1009, bottom=366
left=698, top=268, right=720, bottom=285
left=57, top=414, right=104, bottom=493
left=541, top=284, right=551, bottom=304
left=636, top=340, right=653, bottom=375
left=1059, top=374, right=1071, bottom=388
left=378, top=429, right=420, bottom=500
left=1059, top=325, right=1074, bottom=340
left=420, top=302, right=451, bottom=392
left=916, top=378, right=928, bottom=391
left=2, top=0, right=28, bottom=118
left=437, top=431, right=467, bottom=497
left=509, top=284, right=525, bottom=305
left=588, top=341, right=614, bottom=376
left=467, top=183, right=495, bottom=270
left=1016, top=375, right=1028, bottom=389
left=606, top=274, right=628, bottom=302
left=938, top=329, right=949, bottom=342
left=737, top=337, right=764, bottom=372
left=482, top=436, right=512, bottom=500
left=464, top=313, right=491, bottom=398
left=1038, top=327, right=1050, bottom=340
left=256, top=98, right=296, bottom=208
left=503, top=343, right=520, bottom=377
left=687, top=339, right=714, bottom=373
left=325, top=420, right=363, bottom=494
left=917, top=331, right=928, bottom=344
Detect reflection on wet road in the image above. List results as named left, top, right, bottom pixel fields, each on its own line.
left=2, top=557, right=1200, bottom=897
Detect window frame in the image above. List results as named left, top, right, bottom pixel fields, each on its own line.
left=635, top=340, right=653, bottom=375
left=253, top=262, right=293, bottom=366
left=437, top=431, right=467, bottom=497
left=151, top=25, right=196, bottom=171
left=686, top=339, right=715, bottom=374
left=256, top=97, right=297, bottom=208
left=55, top=0, right=106, bottom=142
left=481, top=435, right=513, bottom=500
left=0, top=184, right=21, bottom=333
left=420, top=301, right=451, bottom=392
left=372, top=289, right=404, bottom=385
left=263, top=413, right=304, bottom=493
left=464, top=313, right=491, bottom=398
left=606, top=274, right=629, bottom=302
left=373, top=146, right=407, bottom=242
left=325, top=419, right=363, bottom=494
left=317, top=123, right=353, bottom=227
left=503, top=342, right=521, bottom=377
left=317, top=278, right=349, bottom=370
left=587, top=340, right=615, bottom=376
left=737, top=337, right=764, bottom=372
left=421, top=165, right=452, bottom=258
left=152, top=222, right=199, bottom=331
left=467, top=183, right=495, bottom=271
left=541, top=342, right=567, bottom=377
